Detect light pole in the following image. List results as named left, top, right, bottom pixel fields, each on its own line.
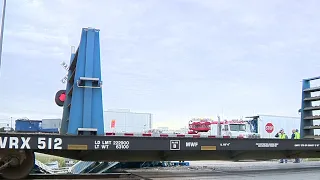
left=0, top=0, right=6, bottom=74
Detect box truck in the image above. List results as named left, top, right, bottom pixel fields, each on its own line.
left=245, top=115, right=301, bottom=138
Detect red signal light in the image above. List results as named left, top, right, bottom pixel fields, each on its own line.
left=59, top=93, right=66, bottom=102
left=55, top=90, right=66, bottom=107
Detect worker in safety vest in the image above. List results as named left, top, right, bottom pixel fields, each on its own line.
left=295, top=129, right=300, bottom=139
left=275, top=128, right=288, bottom=139
left=291, top=129, right=300, bottom=139
left=291, top=129, right=301, bottom=163
left=275, top=128, right=288, bottom=163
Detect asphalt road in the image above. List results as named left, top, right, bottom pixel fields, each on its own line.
left=127, top=160, right=320, bottom=180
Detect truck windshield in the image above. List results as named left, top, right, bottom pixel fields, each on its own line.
left=229, top=124, right=246, bottom=131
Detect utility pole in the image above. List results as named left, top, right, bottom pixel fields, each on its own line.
left=0, top=0, right=6, bottom=74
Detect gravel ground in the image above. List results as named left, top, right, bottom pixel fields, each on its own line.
left=188, top=160, right=320, bottom=171
left=126, top=160, right=320, bottom=180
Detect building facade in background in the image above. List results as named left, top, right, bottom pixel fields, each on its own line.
left=0, top=109, right=153, bottom=134
left=104, top=109, right=153, bottom=133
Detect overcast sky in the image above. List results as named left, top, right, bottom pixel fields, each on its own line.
left=0, top=0, right=319, bottom=128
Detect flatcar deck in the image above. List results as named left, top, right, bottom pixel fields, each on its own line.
left=1, top=133, right=320, bottom=162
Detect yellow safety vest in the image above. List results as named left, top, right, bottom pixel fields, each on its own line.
left=280, top=133, right=286, bottom=139
left=294, top=132, right=300, bottom=139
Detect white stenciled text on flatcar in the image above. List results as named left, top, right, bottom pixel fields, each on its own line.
left=0, top=137, right=62, bottom=149
left=94, top=140, right=130, bottom=149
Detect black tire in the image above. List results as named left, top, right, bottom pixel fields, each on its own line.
left=0, top=151, right=35, bottom=180
left=55, top=90, right=66, bottom=107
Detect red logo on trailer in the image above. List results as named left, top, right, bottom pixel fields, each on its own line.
left=111, top=119, right=116, bottom=128
left=265, top=123, right=274, bottom=133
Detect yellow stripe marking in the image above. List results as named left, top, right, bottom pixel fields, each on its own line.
left=67, top=144, right=88, bottom=150
left=201, top=146, right=216, bottom=150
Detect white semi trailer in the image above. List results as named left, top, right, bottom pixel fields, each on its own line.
left=245, top=115, right=301, bottom=139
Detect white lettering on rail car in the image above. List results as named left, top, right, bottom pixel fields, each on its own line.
left=255, top=143, right=279, bottom=148
left=186, top=142, right=198, bottom=147
left=0, top=137, right=30, bottom=149
left=0, top=137, right=62, bottom=149
left=94, top=140, right=130, bottom=150
left=294, top=144, right=320, bottom=147
left=94, top=140, right=112, bottom=149
left=113, top=141, right=130, bottom=149
left=220, top=143, right=230, bottom=147
left=0, top=137, right=31, bottom=149
left=37, top=137, right=62, bottom=149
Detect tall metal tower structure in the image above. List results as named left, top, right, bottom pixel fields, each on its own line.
left=300, top=76, right=320, bottom=138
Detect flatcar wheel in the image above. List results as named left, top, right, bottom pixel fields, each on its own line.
left=0, top=151, right=35, bottom=180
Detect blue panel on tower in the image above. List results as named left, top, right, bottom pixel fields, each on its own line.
left=60, top=28, right=104, bottom=135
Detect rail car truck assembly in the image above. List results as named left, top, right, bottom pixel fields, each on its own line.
left=1, top=27, right=320, bottom=179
